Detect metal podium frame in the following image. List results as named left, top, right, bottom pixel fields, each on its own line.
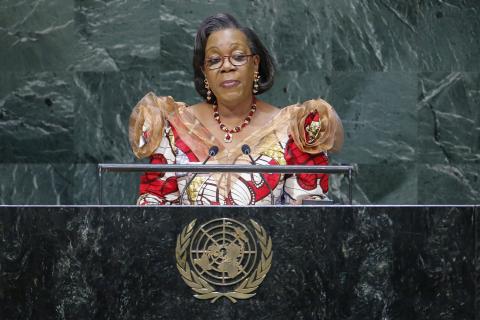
left=97, top=164, right=354, bottom=205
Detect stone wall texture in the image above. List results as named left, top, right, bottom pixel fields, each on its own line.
left=0, top=0, right=479, bottom=205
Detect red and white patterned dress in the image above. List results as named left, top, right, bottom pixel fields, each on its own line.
left=129, top=93, right=343, bottom=205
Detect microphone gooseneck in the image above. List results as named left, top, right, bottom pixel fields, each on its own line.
left=241, top=144, right=275, bottom=205
left=179, top=145, right=219, bottom=205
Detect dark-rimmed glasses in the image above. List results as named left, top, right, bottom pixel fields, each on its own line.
left=204, top=54, right=255, bottom=70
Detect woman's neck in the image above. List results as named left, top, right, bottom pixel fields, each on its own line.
left=216, top=96, right=254, bottom=121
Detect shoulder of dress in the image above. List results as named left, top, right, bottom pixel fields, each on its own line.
left=128, top=92, right=185, bottom=159
left=286, top=98, right=344, bottom=154
left=283, top=98, right=333, bottom=111
left=137, top=92, right=187, bottom=113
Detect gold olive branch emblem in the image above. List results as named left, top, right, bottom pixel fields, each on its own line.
left=175, top=219, right=272, bottom=303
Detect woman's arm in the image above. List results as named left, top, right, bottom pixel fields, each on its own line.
left=282, top=98, right=343, bottom=204
left=137, top=125, right=180, bottom=205
left=283, top=138, right=329, bottom=205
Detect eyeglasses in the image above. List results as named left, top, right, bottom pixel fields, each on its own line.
left=204, top=54, right=255, bottom=70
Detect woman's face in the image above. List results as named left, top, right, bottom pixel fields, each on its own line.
left=203, top=28, right=259, bottom=105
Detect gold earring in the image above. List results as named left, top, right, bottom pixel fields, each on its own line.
left=253, top=71, right=260, bottom=94
left=204, top=78, right=212, bottom=101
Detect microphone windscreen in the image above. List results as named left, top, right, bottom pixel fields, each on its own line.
left=241, top=144, right=251, bottom=155
left=208, top=145, right=219, bottom=156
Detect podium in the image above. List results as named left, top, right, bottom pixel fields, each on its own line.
left=0, top=205, right=478, bottom=319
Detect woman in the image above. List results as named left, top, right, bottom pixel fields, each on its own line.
left=129, top=13, right=343, bottom=205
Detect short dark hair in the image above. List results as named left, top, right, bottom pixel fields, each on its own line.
left=193, top=13, right=275, bottom=102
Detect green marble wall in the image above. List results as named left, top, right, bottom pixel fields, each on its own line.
left=0, top=0, right=479, bottom=205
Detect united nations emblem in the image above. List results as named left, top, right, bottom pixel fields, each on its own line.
left=175, top=218, right=272, bottom=303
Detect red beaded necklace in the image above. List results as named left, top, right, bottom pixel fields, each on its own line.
left=212, top=97, right=257, bottom=143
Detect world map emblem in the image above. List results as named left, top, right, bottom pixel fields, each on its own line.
left=175, top=218, right=273, bottom=303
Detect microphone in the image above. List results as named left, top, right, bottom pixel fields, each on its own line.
left=241, top=144, right=275, bottom=205
left=179, top=145, right=219, bottom=205
left=207, top=146, right=219, bottom=158
left=241, top=144, right=251, bottom=156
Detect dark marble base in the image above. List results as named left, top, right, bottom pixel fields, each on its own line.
left=0, top=206, right=478, bottom=320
